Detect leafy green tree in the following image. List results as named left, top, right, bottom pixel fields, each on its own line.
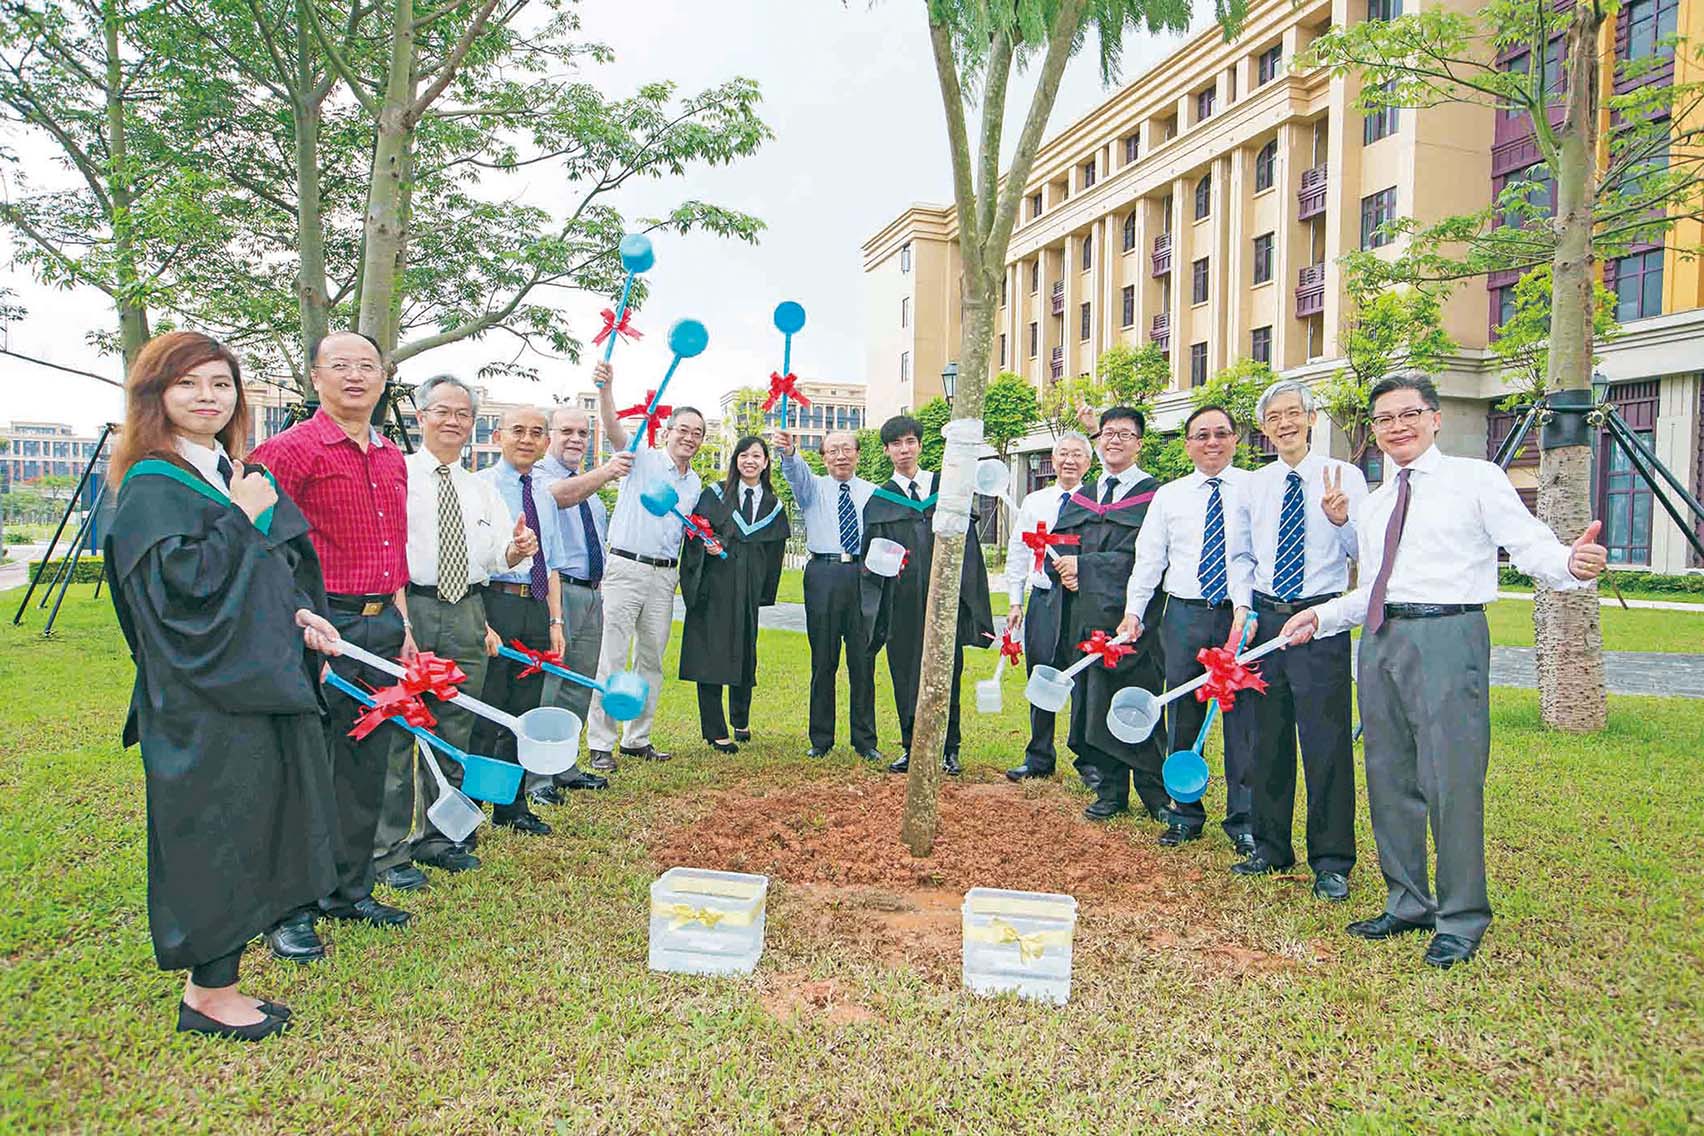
left=982, top=372, right=1042, bottom=458
left=1319, top=285, right=1456, bottom=464
left=855, top=427, right=892, bottom=485
left=723, top=387, right=769, bottom=440
left=1042, top=342, right=1170, bottom=432
left=1491, top=266, right=1619, bottom=408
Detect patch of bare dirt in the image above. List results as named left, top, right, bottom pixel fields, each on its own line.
left=757, top=974, right=878, bottom=1026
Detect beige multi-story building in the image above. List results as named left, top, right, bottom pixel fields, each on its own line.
left=718, top=379, right=868, bottom=452
left=865, top=0, right=1704, bottom=572
left=0, top=421, right=106, bottom=488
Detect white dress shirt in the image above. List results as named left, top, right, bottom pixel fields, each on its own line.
left=173, top=436, right=232, bottom=498
left=538, top=452, right=608, bottom=578
left=606, top=446, right=701, bottom=562
left=1124, top=465, right=1254, bottom=617
left=405, top=449, right=515, bottom=587
left=1312, top=445, right=1590, bottom=638
left=1006, top=481, right=1080, bottom=602
left=887, top=469, right=935, bottom=499
left=1235, top=452, right=1367, bottom=599
left=781, top=451, right=874, bottom=555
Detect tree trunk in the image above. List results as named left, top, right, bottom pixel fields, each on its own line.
left=291, top=3, right=330, bottom=384
left=355, top=0, right=414, bottom=354
left=102, top=0, right=149, bottom=368
left=1533, top=10, right=1606, bottom=732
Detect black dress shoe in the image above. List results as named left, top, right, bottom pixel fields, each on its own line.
left=887, top=751, right=909, bottom=774
left=1078, top=767, right=1104, bottom=792
left=377, top=864, right=429, bottom=891
left=1346, top=912, right=1434, bottom=940
left=620, top=743, right=671, bottom=762
left=528, top=784, right=565, bottom=807
left=1083, top=797, right=1129, bottom=821
left=805, top=745, right=832, bottom=758
left=707, top=739, right=739, bottom=754
left=1231, top=854, right=1294, bottom=876
left=1158, top=823, right=1202, bottom=847
left=557, top=768, right=609, bottom=790
left=733, top=728, right=752, bottom=742
left=265, top=918, right=325, bottom=964
left=588, top=749, right=618, bottom=773
left=858, top=747, right=886, bottom=764
left=1005, top=763, right=1053, bottom=782
left=177, top=1002, right=288, bottom=1042
left=1423, top=932, right=1478, bottom=969
left=943, top=751, right=961, bottom=776
left=493, top=812, right=553, bottom=837
left=1313, top=871, right=1350, bottom=902
left=324, top=896, right=413, bottom=927
left=415, top=847, right=481, bottom=873
left=1232, top=833, right=1257, bottom=858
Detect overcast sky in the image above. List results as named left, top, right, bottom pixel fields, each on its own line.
left=0, top=1, right=1207, bottom=435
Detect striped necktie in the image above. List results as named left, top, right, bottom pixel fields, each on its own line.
left=1273, top=471, right=1305, bottom=601
left=1199, top=477, right=1228, bottom=605
left=436, top=465, right=469, bottom=604
left=520, top=472, right=548, bottom=602
left=837, top=481, right=859, bottom=554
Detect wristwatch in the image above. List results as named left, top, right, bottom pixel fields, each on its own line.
left=548, top=617, right=564, bottom=627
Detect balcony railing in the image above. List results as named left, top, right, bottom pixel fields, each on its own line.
left=1295, top=263, right=1326, bottom=318
left=1149, top=311, right=1170, bottom=350
left=1049, top=346, right=1064, bottom=381
left=1050, top=281, right=1065, bottom=316
left=1297, top=164, right=1328, bottom=221
left=1151, top=231, right=1172, bottom=277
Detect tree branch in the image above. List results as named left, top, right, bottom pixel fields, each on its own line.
left=925, top=8, right=982, bottom=259
left=987, top=0, right=1089, bottom=262
left=408, top=0, right=501, bottom=122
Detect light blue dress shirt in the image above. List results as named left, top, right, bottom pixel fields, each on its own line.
left=537, top=452, right=608, bottom=578
left=477, top=458, right=568, bottom=582
left=780, top=451, right=874, bottom=555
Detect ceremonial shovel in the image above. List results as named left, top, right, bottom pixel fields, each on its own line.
left=975, top=459, right=1066, bottom=589
left=863, top=537, right=906, bottom=577
left=771, top=301, right=806, bottom=431
left=624, top=319, right=709, bottom=454
left=331, top=641, right=581, bottom=776
left=599, top=233, right=655, bottom=363
left=1024, top=632, right=1133, bottom=713
left=493, top=643, right=649, bottom=722
left=638, top=482, right=728, bottom=559
left=974, top=631, right=1019, bottom=714
left=1156, top=625, right=1259, bottom=804
left=1105, top=633, right=1292, bottom=746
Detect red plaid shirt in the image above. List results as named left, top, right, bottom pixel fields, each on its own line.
left=250, top=409, right=408, bottom=595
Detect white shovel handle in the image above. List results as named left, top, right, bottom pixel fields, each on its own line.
left=333, top=640, right=521, bottom=734
left=1059, top=632, right=1132, bottom=680
left=1154, top=633, right=1294, bottom=709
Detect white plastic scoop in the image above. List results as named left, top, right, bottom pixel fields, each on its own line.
left=975, top=632, right=1019, bottom=714
left=1105, top=634, right=1292, bottom=744
left=1024, top=631, right=1132, bottom=713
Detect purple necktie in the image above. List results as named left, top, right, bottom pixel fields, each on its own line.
left=1364, top=467, right=1412, bottom=635
left=520, top=471, right=548, bottom=603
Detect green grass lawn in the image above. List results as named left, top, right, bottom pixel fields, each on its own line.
left=3, top=587, right=1702, bottom=1133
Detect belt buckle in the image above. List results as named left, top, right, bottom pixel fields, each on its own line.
left=361, top=601, right=385, bottom=616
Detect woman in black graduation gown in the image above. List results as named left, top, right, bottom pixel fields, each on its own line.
left=104, top=331, right=342, bottom=1041
left=678, top=436, right=790, bottom=752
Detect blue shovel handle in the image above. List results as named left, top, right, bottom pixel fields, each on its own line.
left=601, top=273, right=637, bottom=364
left=625, top=356, right=683, bottom=454
left=494, top=643, right=601, bottom=692
left=323, top=668, right=469, bottom=765
left=670, top=505, right=728, bottom=559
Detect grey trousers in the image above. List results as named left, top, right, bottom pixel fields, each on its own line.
left=402, top=588, right=491, bottom=859
left=1357, top=611, right=1493, bottom=942
left=531, top=580, right=603, bottom=792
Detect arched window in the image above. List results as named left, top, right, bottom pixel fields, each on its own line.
left=1255, top=140, right=1277, bottom=192
left=1194, top=173, right=1212, bottom=220
left=1122, top=211, right=1137, bottom=252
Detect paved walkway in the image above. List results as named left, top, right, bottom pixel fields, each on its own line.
left=674, top=600, right=1704, bottom=699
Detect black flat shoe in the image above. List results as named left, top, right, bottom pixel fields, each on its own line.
left=1423, top=932, right=1478, bottom=969
left=257, top=1000, right=292, bottom=1020
left=1346, top=912, right=1434, bottom=940
left=1158, top=824, right=1202, bottom=848
left=1005, top=763, right=1053, bottom=782
left=557, top=768, right=609, bottom=791
left=805, top=745, right=832, bottom=758
left=587, top=749, right=618, bottom=773
left=707, top=738, right=739, bottom=754
left=887, top=751, right=909, bottom=774
left=378, top=864, right=429, bottom=892
left=324, top=896, right=414, bottom=927
left=265, top=918, right=325, bottom=963
left=1083, top=797, right=1129, bottom=821
left=1313, top=871, right=1350, bottom=902
left=415, top=847, right=481, bottom=873
left=177, top=1002, right=288, bottom=1042
left=857, top=747, right=886, bottom=764
left=1231, top=854, right=1294, bottom=876
left=733, top=728, right=752, bottom=742
left=492, top=812, right=552, bottom=837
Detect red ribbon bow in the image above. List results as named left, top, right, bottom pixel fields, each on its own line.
left=349, top=682, right=437, bottom=741
left=685, top=513, right=726, bottom=556
left=616, top=391, right=672, bottom=448
left=999, top=633, right=1023, bottom=666
left=1021, top=521, right=1080, bottom=573
left=506, top=638, right=563, bottom=680
left=1077, top=630, right=1133, bottom=669
left=1193, top=645, right=1269, bottom=712
left=591, top=306, right=642, bottom=347
left=761, top=371, right=812, bottom=412
left=399, top=652, right=468, bottom=701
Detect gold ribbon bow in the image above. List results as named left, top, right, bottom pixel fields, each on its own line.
left=989, top=917, right=1048, bottom=963
left=660, top=903, right=726, bottom=931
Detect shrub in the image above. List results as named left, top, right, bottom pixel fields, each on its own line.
left=27, top=556, right=106, bottom=585
left=1499, top=566, right=1704, bottom=595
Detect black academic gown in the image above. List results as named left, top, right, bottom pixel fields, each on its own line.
left=1029, top=473, right=1168, bottom=776
left=859, top=476, right=997, bottom=747
left=105, top=452, right=339, bottom=972
left=678, top=482, right=789, bottom=687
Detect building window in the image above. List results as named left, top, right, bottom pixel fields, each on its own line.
left=1122, top=284, right=1136, bottom=327
left=1082, top=158, right=1097, bottom=189
left=1122, top=212, right=1136, bottom=252
left=1251, top=325, right=1272, bottom=364
left=1602, top=427, right=1655, bottom=563
left=1161, top=193, right=1174, bottom=233
left=1254, top=139, right=1277, bottom=191
left=1252, top=233, right=1274, bottom=284
left=1360, top=187, right=1397, bottom=249
left=1624, top=0, right=1680, bottom=60
left=1029, top=261, right=1040, bottom=293
left=1192, top=257, right=1210, bottom=304
left=1124, top=135, right=1139, bottom=164
left=1190, top=342, right=1209, bottom=386
left=1000, top=275, right=1008, bottom=307
left=900, top=296, right=910, bottom=328
left=900, top=243, right=912, bottom=273
left=1081, top=232, right=1093, bottom=271
left=1366, top=0, right=1400, bottom=20
left=1196, top=87, right=1215, bottom=123
left=998, top=333, right=1007, bottom=367
left=1493, top=284, right=1517, bottom=334
left=1257, top=44, right=1282, bottom=85
left=1614, top=248, right=1664, bottom=320
left=1080, top=302, right=1092, bottom=340
left=899, top=351, right=911, bottom=382
left=1363, top=82, right=1399, bottom=144
left=1030, top=191, right=1043, bottom=219
left=1028, top=321, right=1039, bottom=357
left=1194, top=173, right=1212, bottom=220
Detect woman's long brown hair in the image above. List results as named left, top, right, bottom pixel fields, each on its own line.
left=108, top=331, right=249, bottom=485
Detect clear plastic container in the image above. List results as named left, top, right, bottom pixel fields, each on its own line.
left=961, top=887, right=1078, bottom=1005
left=647, top=867, right=768, bottom=976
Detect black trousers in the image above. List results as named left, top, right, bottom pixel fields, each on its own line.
left=802, top=560, right=877, bottom=752
left=318, top=605, right=406, bottom=909
left=697, top=682, right=753, bottom=740
left=1022, top=653, right=1058, bottom=772
left=1245, top=597, right=1356, bottom=873
left=473, top=589, right=551, bottom=824
left=890, top=644, right=966, bottom=754
left=188, top=945, right=243, bottom=988
left=1160, top=600, right=1254, bottom=837
left=1078, top=743, right=1171, bottom=818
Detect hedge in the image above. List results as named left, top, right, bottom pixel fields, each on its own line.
left=1499, top=565, right=1704, bottom=595
left=26, top=556, right=107, bottom=585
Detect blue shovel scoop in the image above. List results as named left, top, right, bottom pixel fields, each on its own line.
left=494, top=643, right=650, bottom=722
left=639, top=481, right=727, bottom=558
left=624, top=318, right=709, bottom=453
left=1162, top=624, right=1257, bottom=804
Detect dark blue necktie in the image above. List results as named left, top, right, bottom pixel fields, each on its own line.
left=1199, top=477, right=1228, bottom=605
left=837, top=482, right=859, bottom=554
left=1274, top=471, right=1305, bottom=601
left=520, top=472, right=548, bottom=602
left=579, top=500, right=604, bottom=585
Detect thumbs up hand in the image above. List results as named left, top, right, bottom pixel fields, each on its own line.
left=510, top=513, right=540, bottom=562
left=1568, top=519, right=1607, bottom=580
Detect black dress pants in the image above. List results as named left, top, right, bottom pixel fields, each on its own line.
left=803, top=560, right=877, bottom=752
left=697, top=682, right=753, bottom=740
left=891, top=644, right=966, bottom=755
left=188, top=945, right=243, bottom=988
left=320, top=605, right=406, bottom=908
left=473, top=589, right=551, bottom=825
left=1159, top=599, right=1253, bottom=838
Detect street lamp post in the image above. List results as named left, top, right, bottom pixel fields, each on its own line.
left=941, top=361, right=958, bottom=408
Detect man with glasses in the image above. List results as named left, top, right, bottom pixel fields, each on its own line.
left=1279, top=374, right=1607, bottom=968
left=1117, top=404, right=1256, bottom=851
left=584, top=369, right=704, bottom=772
left=1039, top=407, right=1167, bottom=821
left=251, top=331, right=414, bottom=961
left=403, top=375, right=539, bottom=870
left=776, top=427, right=883, bottom=761
left=1003, top=431, right=1093, bottom=782
left=1229, top=379, right=1367, bottom=901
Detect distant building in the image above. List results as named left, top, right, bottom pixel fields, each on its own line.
left=718, top=379, right=867, bottom=452
left=1, top=421, right=105, bottom=485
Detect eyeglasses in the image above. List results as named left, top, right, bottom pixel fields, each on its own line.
left=1187, top=429, right=1237, bottom=442
left=506, top=426, right=547, bottom=440
left=1099, top=428, right=1141, bottom=442
left=316, top=361, right=383, bottom=378
left=1369, top=407, right=1432, bottom=432
left=672, top=426, right=705, bottom=441
left=1262, top=408, right=1308, bottom=425
left=822, top=445, right=857, bottom=457
left=424, top=406, right=473, bottom=422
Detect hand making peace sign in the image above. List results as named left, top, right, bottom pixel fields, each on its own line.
left=1321, top=464, right=1349, bottom=526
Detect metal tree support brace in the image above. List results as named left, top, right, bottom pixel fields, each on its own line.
left=933, top=418, right=984, bottom=537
